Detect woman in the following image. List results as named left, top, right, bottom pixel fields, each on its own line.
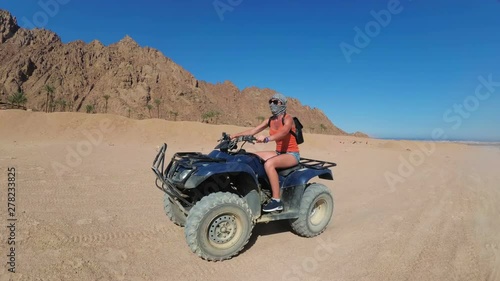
left=232, top=93, right=300, bottom=212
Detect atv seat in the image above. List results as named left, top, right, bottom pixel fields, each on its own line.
left=277, top=164, right=302, bottom=177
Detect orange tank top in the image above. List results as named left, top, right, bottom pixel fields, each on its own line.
left=269, top=116, right=300, bottom=153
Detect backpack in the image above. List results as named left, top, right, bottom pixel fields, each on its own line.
left=267, top=113, right=304, bottom=144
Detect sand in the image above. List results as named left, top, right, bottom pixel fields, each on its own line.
left=0, top=110, right=499, bottom=281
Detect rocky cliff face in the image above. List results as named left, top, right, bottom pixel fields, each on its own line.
left=0, top=9, right=357, bottom=136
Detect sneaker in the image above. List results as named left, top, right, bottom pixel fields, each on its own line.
left=263, top=199, right=283, bottom=212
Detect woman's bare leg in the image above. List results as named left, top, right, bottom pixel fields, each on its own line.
left=263, top=154, right=298, bottom=199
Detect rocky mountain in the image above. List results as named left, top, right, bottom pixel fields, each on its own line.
left=0, top=9, right=363, bottom=136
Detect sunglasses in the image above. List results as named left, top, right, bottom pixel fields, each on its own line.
left=269, top=99, right=281, bottom=105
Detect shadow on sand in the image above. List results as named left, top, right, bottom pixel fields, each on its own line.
left=239, top=220, right=295, bottom=256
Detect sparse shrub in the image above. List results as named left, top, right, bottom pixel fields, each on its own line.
left=169, top=111, right=179, bottom=121
left=103, top=94, right=111, bottom=113
left=154, top=99, right=161, bottom=118
left=7, top=91, right=27, bottom=109
left=146, top=104, right=153, bottom=118
left=202, top=110, right=221, bottom=123
left=86, top=104, right=94, bottom=114
left=44, top=85, right=55, bottom=113
left=57, top=99, right=67, bottom=112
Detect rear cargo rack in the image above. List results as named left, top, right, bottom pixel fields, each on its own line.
left=299, top=157, right=337, bottom=169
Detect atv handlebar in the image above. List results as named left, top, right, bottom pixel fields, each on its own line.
left=216, top=133, right=256, bottom=151
left=234, top=135, right=257, bottom=143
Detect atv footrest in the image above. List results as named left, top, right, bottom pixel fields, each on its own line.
left=256, top=211, right=299, bottom=223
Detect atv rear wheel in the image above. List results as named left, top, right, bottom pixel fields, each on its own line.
left=163, top=193, right=187, bottom=227
left=290, top=183, right=334, bottom=237
left=185, top=192, right=254, bottom=261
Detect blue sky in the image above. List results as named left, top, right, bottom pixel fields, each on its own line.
left=2, top=0, right=500, bottom=141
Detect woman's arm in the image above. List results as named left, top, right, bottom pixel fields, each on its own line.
left=232, top=118, right=269, bottom=139
left=256, top=115, right=293, bottom=142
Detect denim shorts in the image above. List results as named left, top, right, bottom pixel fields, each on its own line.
left=276, top=151, right=300, bottom=164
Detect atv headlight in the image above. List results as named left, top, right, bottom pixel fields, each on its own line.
left=175, top=168, right=192, bottom=182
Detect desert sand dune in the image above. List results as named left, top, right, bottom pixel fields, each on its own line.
left=0, top=110, right=499, bottom=281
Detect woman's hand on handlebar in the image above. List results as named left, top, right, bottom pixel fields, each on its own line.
left=255, top=135, right=267, bottom=143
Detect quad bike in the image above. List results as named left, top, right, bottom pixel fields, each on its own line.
left=151, top=133, right=336, bottom=261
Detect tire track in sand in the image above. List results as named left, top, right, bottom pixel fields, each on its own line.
left=58, top=226, right=173, bottom=245
left=22, top=220, right=175, bottom=248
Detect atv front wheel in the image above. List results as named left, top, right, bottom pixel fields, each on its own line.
left=163, top=193, right=187, bottom=227
left=185, top=192, right=254, bottom=261
left=290, top=183, right=334, bottom=237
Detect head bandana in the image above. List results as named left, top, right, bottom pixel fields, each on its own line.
left=270, top=93, right=287, bottom=116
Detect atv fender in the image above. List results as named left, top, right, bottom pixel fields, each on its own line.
left=244, top=189, right=261, bottom=219
left=184, top=162, right=258, bottom=189
left=282, top=168, right=333, bottom=188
